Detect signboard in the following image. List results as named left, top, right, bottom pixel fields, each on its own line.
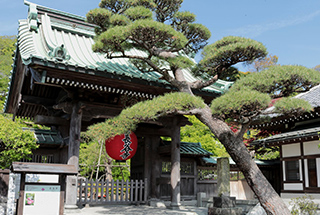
left=23, top=185, right=60, bottom=215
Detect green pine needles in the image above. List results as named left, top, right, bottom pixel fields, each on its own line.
left=87, top=92, right=205, bottom=141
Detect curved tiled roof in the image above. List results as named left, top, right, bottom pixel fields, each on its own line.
left=15, top=1, right=233, bottom=95
left=161, top=141, right=213, bottom=157
left=251, top=126, right=320, bottom=146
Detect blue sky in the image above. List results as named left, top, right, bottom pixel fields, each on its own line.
left=1, top=0, right=320, bottom=71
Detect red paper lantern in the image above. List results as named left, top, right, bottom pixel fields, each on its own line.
left=105, top=131, right=138, bottom=161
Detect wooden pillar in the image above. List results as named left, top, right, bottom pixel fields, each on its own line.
left=65, top=102, right=82, bottom=208
left=170, top=117, right=181, bottom=209
left=17, top=173, right=25, bottom=215
left=150, top=136, right=161, bottom=199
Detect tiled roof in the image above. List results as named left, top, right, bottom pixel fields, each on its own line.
left=14, top=1, right=232, bottom=95
left=180, top=142, right=213, bottom=157
left=160, top=141, right=213, bottom=157
left=200, top=157, right=279, bottom=166
left=23, top=128, right=64, bottom=145
left=261, top=84, right=320, bottom=115
left=295, top=85, right=320, bottom=107
left=251, top=126, right=320, bottom=146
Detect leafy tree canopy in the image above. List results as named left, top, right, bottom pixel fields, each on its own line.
left=0, top=36, right=16, bottom=109
left=0, top=114, right=38, bottom=169
left=180, top=115, right=228, bottom=157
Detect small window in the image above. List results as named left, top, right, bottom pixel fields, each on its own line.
left=181, top=162, right=194, bottom=175
left=230, top=171, right=245, bottom=181
left=161, top=162, right=194, bottom=175
left=285, top=160, right=300, bottom=181
left=162, top=162, right=171, bottom=174
left=197, top=169, right=217, bottom=181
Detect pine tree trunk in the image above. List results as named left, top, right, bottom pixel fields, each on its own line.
left=197, top=106, right=290, bottom=215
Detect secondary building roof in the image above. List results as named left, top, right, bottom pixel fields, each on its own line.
left=251, top=126, right=320, bottom=146
left=160, top=141, right=213, bottom=157
left=251, top=84, right=320, bottom=130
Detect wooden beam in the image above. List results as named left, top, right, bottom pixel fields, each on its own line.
left=21, top=95, right=55, bottom=106
left=54, top=101, right=122, bottom=121
left=34, top=115, right=69, bottom=125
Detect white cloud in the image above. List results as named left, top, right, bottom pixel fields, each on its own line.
left=227, top=10, right=320, bottom=38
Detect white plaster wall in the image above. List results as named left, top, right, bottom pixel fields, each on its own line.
left=303, top=140, right=320, bottom=155
left=283, top=183, right=303, bottom=190
left=282, top=161, right=286, bottom=181
left=282, top=143, right=300, bottom=157
left=317, top=158, right=320, bottom=188
left=299, top=160, right=302, bottom=180
left=304, top=159, right=309, bottom=187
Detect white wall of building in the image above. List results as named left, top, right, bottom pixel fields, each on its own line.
left=283, top=183, right=303, bottom=190
left=282, top=143, right=300, bottom=157
left=303, top=140, right=320, bottom=155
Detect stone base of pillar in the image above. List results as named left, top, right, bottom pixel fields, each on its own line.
left=208, top=207, right=242, bottom=215
left=64, top=204, right=81, bottom=214
left=208, top=195, right=242, bottom=215
left=149, top=198, right=166, bottom=208
left=213, top=195, right=236, bottom=208
left=168, top=202, right=182, bottom=210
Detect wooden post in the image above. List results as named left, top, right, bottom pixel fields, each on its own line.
left=149, top=136, right=161, bottom=199
left=65, top=102, right=83, bottom=209
left=170, top=117, right=181, bottom=209
left=17, top=173, right=25, bottom=215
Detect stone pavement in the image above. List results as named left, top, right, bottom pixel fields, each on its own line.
left=64, top=205, right=208, bottom=215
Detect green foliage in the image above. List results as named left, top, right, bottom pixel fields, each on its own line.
left=211, top=89, right=271, bottom=120
left=93, top=19, right=188, bottom=53
left=232, top=65, right=320, bottom=98
left=111, top=160, right=130, bottom=181
left=0, top=114, right=38, bottom=169
left=153, top=0, right=184, bottom=23
left=173, top=11, right=196, bottom=24
left=171, top=11, right=211, bottom=54
left=167, top=55, right=195, bottom=69
left=290, top=195, right=319, bottom=215
left=110, top=14, right=131, bottom=26
left=124, top=6, right=153, bottom=21
left=129, top=19, right=188, bottom=49
left=274, top=97, right=313, bottom=114
left=182, top=23, right=211, bottom=54
left=86, top=8, right=113, bottom=34
left=255, top=147, right=279, bottom=160
left=181, top=116, right=228, bottom=157
left=99, top=0, right=155, bottom=14
left=87, top=92, right=205, bottom=141
left=200, top=36, right=267, bottom=75
left=79, top=140, right=106, bottom=178
left=0, top=36, right=16, bottom=109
